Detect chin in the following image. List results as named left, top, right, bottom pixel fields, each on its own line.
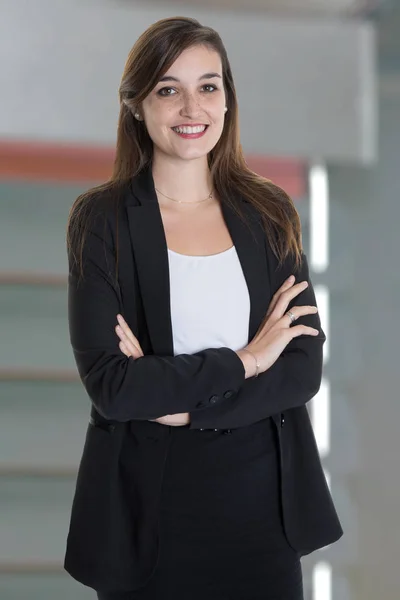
left=178, top=150, right=210, bottom=161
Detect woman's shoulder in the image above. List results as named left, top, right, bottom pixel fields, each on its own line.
left=77, top=180, right=133, bottom=215
left=238, top=182, right=303, bottom=276
left=69, top=179, right=134, bottom=230
left=67, top=181, right=134, bottom=260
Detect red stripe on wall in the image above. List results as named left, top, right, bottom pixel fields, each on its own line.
left=0, top=139, right=306, bottom=198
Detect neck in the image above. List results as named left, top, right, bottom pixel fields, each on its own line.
left=151, top=153, right=214, bottom=205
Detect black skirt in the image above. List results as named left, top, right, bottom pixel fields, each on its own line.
left=97, top=417, right=303, bottom=600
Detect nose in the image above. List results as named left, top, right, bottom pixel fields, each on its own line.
left=179, top=91, right=202, bottom=118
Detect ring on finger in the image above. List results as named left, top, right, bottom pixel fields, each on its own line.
left=286, top=310, right=296, bottom=323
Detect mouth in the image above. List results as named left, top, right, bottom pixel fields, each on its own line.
left=171, top=124, right=209, bottom=139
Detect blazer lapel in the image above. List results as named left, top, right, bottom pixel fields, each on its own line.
left=126, top=169, right=174, bottom=356
left=126, top=167, right=270, bottom=356
left=220, top=199, right=270, bottom=343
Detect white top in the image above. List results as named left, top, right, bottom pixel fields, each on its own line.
left=167, top=245, right=250, bottom=356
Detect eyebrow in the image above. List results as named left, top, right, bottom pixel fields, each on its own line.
left=158, top=72, right=222, bottom=83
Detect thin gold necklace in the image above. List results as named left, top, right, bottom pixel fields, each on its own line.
left=155, top=187, right=213, bottom=205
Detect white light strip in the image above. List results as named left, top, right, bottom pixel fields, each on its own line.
left=319, top=470, right=332, bottom=554
left=324, top=468, right=331, bottom=491
left=313, top=561, right=332, bottom=600
left=314, top=284, right=329, bottom=364
left=311, top=378, right=330, bottom=458
left=309, top=164, right=329, bottom=273
left=309, top=164, right=332, bottom=600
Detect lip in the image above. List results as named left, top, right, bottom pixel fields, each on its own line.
left=171, top=123, right=209, bottom=140
left=171, top=123, right=208, bottom=129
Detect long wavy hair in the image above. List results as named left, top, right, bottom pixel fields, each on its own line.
left=67, top=16, right=302, bottom=278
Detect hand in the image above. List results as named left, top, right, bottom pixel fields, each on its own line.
left=150, top=413, right=191, bottom=426
left=237, top=275, right=320, bottom=377
left=115, top=314, right=190, bottom=426
left=115, top=314, right=144, bottom=359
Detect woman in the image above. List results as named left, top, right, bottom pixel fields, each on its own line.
left=64, top=16, right=343, bottom=600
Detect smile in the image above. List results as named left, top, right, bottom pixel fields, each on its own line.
left=171, top=124, right=209, bottom=138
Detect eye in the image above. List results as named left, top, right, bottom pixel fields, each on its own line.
left=202, top=84, right=217, bottom=93
left=157, top=87, right=177, bottom=97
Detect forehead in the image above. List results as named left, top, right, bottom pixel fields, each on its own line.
left=163, top=45, right=222, bottom=78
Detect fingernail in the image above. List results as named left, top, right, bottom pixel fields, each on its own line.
left=288, top=275, right=295, bottom=282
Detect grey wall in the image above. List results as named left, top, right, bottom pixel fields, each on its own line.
left=326, top=59, right=400, bottom=600
left=2, top=1, right=399, bottom=599
left=0, top=0, right=377, bottom=162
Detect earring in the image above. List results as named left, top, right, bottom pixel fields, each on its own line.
left=134, top=112, right=141, bottom=120
left=224, top=107, right=228, bottom=113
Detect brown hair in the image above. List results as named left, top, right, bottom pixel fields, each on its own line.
left=67, top=16, right=302, bottom=279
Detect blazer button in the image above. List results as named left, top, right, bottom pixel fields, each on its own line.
left=209, top=395, right=220, bottom=404
left=223, top=390, right=234, bottom=399
left=280, top=414, right=285, bottom=428
left=222, top=429, right=232, bottom=435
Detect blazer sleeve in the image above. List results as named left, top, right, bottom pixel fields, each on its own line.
left=67, top=206, right=246, bottom=422
left=189, top=248, right=326, bottom=430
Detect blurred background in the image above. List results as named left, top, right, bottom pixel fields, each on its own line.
left=0, top=1, right=399, bottom=599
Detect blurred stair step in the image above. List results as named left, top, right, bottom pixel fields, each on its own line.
left=0, top=284, right=74, bottom=370
left=0, top=180, right=84, bottom=274
left=0, top=572, right=93, bottom=600
left=0, top=380, right=90, bottom=470
left=0, top=476, right=77, bottom=564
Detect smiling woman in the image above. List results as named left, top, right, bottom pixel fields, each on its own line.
left=64, top=15, right=342, bottom=600
left=138, top=45, right=227, bottom=163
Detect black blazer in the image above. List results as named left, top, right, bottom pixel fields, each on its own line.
left=64, top=166, right=343, bottom=593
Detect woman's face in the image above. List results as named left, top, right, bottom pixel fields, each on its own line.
left=140, top=44, right=227, bottom=163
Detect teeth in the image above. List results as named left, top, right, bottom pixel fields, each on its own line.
left=172, top=125, right=207, bottom=134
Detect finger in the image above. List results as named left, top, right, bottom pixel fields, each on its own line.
left=273, top=281, right=309, bottom=317
left=267, top=276, right=296, bottom=316
left=149, top=416, right=169, bottom=424
left=119, top=340, right=132, bottom=358
left=115, top=323, right=144, bottom=356
left=278, top=274, right=296, bottom=292
left=116, top=314, right=143, bottom=353
left=281, top=305, right=318, bottom=326
left=289, top=325, right=320, bottom=338
left=116, top=326, right=143, bottom=357
left=119, top=339, right=141, bottom=359
left=116, top=316, right=142, bottom=350
left=119, top=338, right=137, bottom=358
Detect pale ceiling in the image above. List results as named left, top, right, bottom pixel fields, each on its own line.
left=130, top=0, right=387, bottom=17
